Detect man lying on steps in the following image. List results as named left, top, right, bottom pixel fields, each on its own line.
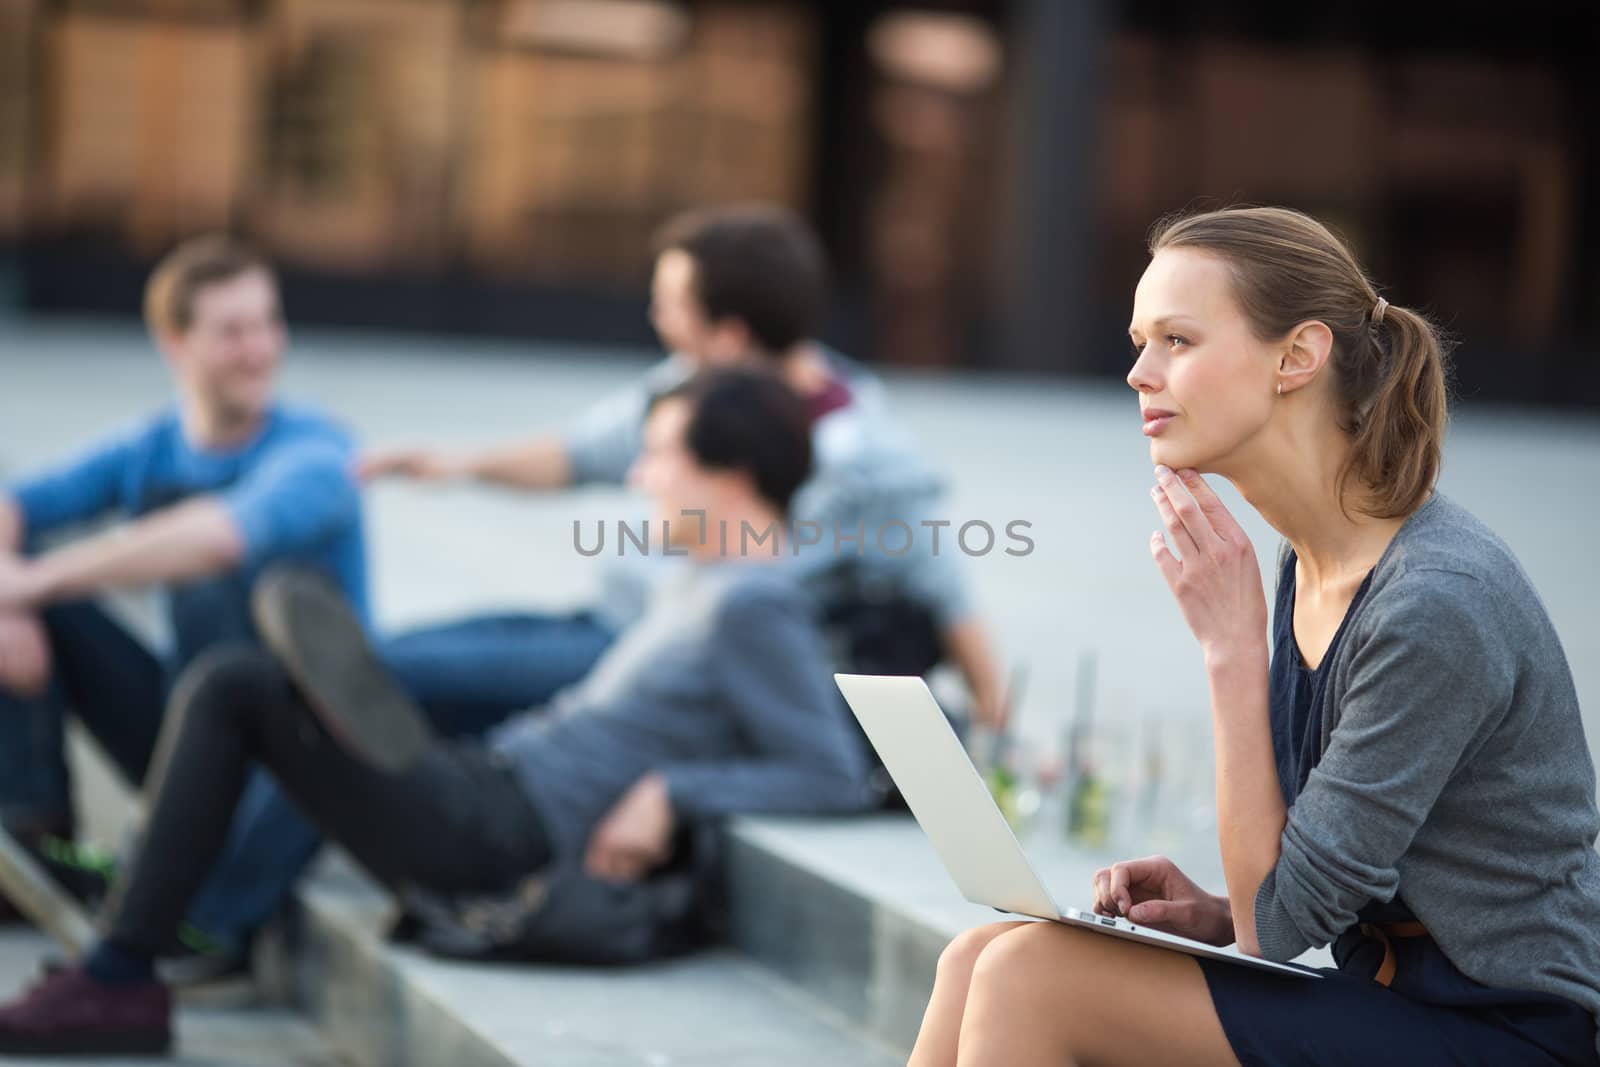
left=0, top=368, right=873, bottom=1057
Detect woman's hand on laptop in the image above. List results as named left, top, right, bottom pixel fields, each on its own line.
left=1091, top=855, right=1235, bottom=947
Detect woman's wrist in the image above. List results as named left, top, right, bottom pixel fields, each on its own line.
left=1210, top=892, right=1239, bottom=946
left=1201, top=638, right=1268, bottom=677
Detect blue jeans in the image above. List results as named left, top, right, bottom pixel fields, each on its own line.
left=379, top=611, right=619, bottom=739
left=182, top=610, right=617, bottom=949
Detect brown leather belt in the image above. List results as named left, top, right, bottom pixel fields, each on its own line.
left=1358, top=921, right=1428, bottom=987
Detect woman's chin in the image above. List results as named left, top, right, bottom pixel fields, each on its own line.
left=1147, top=439, right=1190, bottom=470
left=1149, top=441, right=1222, bottom=477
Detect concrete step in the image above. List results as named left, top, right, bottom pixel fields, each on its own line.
left=723, top=813, right=1335, bottom=1055
left=724, top=814, right=1000, bottom=1054
left=281, top=854, right=900, bottom=1067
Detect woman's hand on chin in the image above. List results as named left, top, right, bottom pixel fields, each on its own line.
left=1147, top=466, right=1268, bottom=671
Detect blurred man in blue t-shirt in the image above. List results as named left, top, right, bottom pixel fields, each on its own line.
left=0, top=235, right=367, bottom=959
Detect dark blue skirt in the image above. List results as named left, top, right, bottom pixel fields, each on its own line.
left=1199, top=956, right=1599, bottom=1066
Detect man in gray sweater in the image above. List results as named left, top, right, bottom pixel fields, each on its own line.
left=0, top=368, right=874, bottom=1056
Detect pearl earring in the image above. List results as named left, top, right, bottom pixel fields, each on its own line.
left=1276, top=382, right=1283, bottom=396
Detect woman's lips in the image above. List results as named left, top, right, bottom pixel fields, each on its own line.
left=1142, top=410, right=1176, bottom=437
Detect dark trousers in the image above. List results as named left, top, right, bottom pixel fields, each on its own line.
left=180, top=609, right=616, bottom=944
left=105, top=645, right=551, bottom=958
left=0, top=600, right=166, bottom=831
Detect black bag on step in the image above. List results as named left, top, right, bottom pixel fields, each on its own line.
left=389, top=823, right=724, bottom=965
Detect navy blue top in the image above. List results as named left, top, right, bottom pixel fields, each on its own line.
left=1270, top=550, right=1594, bottom=1044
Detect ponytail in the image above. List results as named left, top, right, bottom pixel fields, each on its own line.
left=1340, top=302, right=1450, bottom=518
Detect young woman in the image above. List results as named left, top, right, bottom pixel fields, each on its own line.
left=910, top=206, right=1600, bottom=1066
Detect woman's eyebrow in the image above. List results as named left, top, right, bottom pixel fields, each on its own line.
left=1130, top=315, right=1175, bottom=336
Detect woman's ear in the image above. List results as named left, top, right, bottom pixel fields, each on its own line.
left=1276, top=320, right=1333, bottom=396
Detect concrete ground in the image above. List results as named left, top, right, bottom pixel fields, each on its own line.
left=1, top=316, right=1598, bottom=1058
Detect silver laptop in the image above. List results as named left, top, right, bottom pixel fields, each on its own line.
left=834, top=673, right=1318, bottom=979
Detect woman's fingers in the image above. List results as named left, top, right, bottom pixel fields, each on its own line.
left=1150, top=481, right=1201, bottom=562
left=1115, top=855, right=1176, bottom=888
left=1176, top=468, right=1246, bottom=542
left=1107, top=863, right=1138, bottom=916
left=1093, top=866, right=1132, bottom=915
left=1149, top=531, right=1181, bottom=588
left=1097, top=857, right=1186, bottom=914
left=1126, top=898, right=1167, bottom=924
left=1127, top=898, right=1186, bottom=930
left=1091, top=868, right=1112, bottom=914
left=1155, top=467, right=1222, bottom=550
left=1127, top=896, right=1232, bottom=946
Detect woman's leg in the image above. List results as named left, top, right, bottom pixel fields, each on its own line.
left=954, top=922, right=1238, bottom=1067
left=909, top=922, right=1030, bottom=1067
left=105, top=644, right=549, bottom=958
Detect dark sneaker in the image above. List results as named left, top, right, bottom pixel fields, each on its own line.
left=39, top=925, right=251, bottom=993
left=32, top=834, right=116, bottom=911
left=157, top=923, right=251, bottom=989
left=0, top=964, right=171, bottom=1056
left=0, top=827, right=95, bottom=951
left=251, top=565, right=433, bottom=773
left=0, top=835, right=113, bottom=927
left=0, top=821, right=76, bottom=927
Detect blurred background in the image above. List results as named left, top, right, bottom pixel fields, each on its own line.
left=2, top=6, right=1600, bottom=1052
left=2, top=0, right=1599, bottom=405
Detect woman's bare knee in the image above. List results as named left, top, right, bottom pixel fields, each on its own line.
left=969, top=921, right=1087, bottom=1000
left=936, top=922, right=1028, bottom=984
left=912, top=923, right=1031, bottom=1067
left=964, top=923, right=1237, bottom=1066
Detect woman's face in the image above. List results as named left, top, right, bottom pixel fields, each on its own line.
left=1126, top=248, right=1281, bottom=474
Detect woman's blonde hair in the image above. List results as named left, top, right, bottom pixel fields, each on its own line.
left=1150, top=206, right=1451, bottom=518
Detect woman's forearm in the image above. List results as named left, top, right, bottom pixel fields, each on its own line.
left=1205, top=644, right=1285, bottom=957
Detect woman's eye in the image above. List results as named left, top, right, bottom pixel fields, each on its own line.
left=1167, top=334, right=1187, bottom=349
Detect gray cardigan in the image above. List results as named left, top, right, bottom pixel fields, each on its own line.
left=1253, top=494, right=1600, bottom=1048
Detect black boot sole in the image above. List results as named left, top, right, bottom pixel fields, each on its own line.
left=250, top=566, right=433, bottom=774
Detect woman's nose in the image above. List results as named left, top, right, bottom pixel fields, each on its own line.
left=1127, top=349, right=1161, bottom=393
